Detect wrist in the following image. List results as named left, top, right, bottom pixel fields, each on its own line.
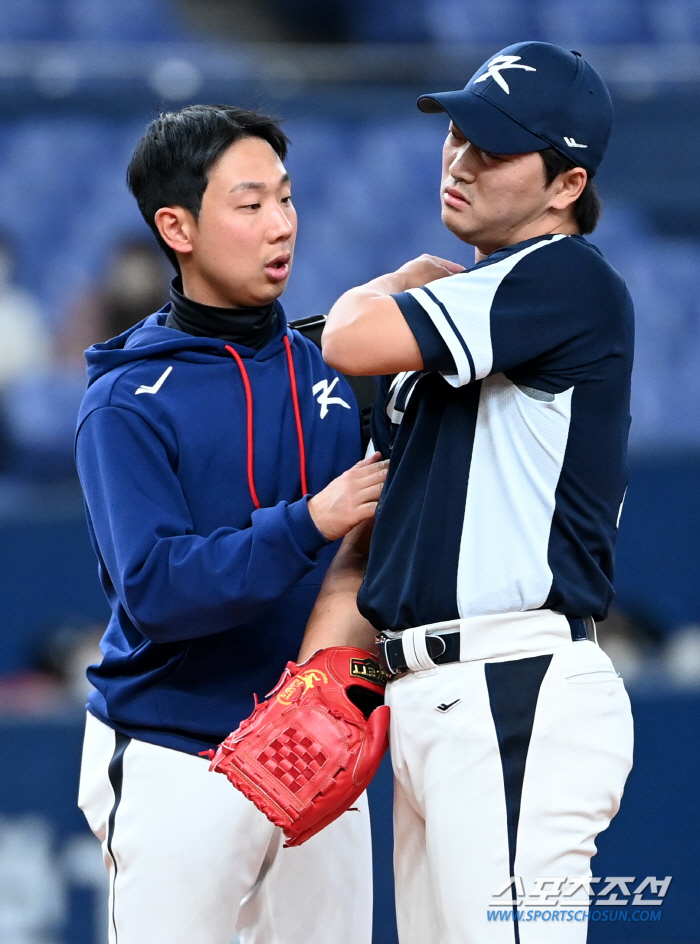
left=306, top=495, right=336, bottom=541
left=289, top=497, right=333, bottom=552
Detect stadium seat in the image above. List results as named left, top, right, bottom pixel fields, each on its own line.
left=0, top=0, right=59, bottom=41
left=536, top=0, right=650, bottom=45
left=424, top=0, right=535, bottom=45
left=64, top=0, right=184, bottom=41
left=647, top=0, right=700, bottom=43
left=347, top=0, right=432, bottom=42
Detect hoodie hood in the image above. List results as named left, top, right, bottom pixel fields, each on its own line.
left=85, top=301, right=290, bottom=387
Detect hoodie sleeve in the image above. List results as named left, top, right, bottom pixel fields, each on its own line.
left=76, top=405, right=331, bottom=643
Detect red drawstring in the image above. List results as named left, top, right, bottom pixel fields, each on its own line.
left=225, top=344, right=261, bottom=509
left=225, top=335, right=308, bottom=510
left=283, top=334, right=308, bottom=496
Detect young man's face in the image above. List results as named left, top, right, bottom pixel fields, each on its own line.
left=440, top=121, right=563, bottom=255
left=187, top=136, right=296, bottom=307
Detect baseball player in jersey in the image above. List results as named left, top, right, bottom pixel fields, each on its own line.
left=75, top=105, right=387, bottom=944
left=302, top=42, right=635, bottom=943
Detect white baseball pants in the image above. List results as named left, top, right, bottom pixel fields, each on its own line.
left=387, top=613, right=634, bottom=944
left=78, top=712, right=373, bottom=944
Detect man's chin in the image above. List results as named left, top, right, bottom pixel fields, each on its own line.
left=441, top=210, right=480, bottom=247
left=263, top=281, right=287, bottom=304
left=241, top=279, right=287, bottom=308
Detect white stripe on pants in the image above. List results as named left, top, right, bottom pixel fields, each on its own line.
left=78, top=712, right=373, bottom=944
left=387, top=639, right=633, bottom=944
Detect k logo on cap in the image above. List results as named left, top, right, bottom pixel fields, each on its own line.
left=474, top=55, right=536, bottom=94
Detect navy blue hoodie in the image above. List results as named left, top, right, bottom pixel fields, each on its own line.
left=76, top=302, right=361, bottom=755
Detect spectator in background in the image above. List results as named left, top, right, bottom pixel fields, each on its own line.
left=0, top=232, right=51, bottom=471
left=58, top=237, right=170, bottom=364
left=100, top=238, right=171, bottom=338
left=4, top=238, right=168, bottom=478
left=0, top=232, right=51, bottom=386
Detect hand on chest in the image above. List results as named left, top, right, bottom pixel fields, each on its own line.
left=155, top=353, right=358, bottom=523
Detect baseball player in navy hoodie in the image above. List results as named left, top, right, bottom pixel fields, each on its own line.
left=75, top=105, right=387, bottom=944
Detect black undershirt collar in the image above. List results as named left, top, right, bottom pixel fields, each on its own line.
left=165, top=278, right=278, bottom=350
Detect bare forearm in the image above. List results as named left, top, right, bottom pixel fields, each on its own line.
left=298, top=586, right=375, bottom=661
left=298, top=524, right=376, bottom=661
left=323, top=283, right=422, bottom=377
left=329, top=272, right=409, bottom=321
left=322, top=254, right=465, bottom=376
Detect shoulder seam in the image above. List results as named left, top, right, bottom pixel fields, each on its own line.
left=76, top=402, right=169, bottom=445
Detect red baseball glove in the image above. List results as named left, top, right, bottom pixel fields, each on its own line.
left=206, top=647, right=389, bottom=847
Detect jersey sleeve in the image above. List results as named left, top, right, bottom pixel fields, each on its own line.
left=392, top=235, right=626, bottom=391
left=76, top=405, right=330, bottom=644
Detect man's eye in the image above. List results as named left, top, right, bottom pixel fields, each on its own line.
left=281, top=195, right=293, bottom=204
left=242, top=202, right=261, bottom=210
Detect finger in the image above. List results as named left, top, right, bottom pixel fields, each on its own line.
left=352, top=452, right=384, bottom=469
left=355, top=502, right=379, bottom=521
left=356, top=482, right=385, bottom=503
left=349, top=463, right=389, bottom=485
left=354, top=462, right=389, bottom=482
left=352, top=472, right=388, bottom=495
left=425, top=267, right=455, bottom=282
left=429, top=255, right=466, bottom=273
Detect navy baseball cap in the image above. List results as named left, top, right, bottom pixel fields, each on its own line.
left=418, top=42, right=612, bottom=176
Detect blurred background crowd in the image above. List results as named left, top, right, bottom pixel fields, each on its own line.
left=0, top=2, right=698, bottom=943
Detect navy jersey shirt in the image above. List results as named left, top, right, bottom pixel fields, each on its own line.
left=358, top=234, right=634, bottom=630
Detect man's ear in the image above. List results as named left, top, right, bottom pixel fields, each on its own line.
left=154, top=206, right=197, bottom=257
left=549, top=167, right=587, bottom=211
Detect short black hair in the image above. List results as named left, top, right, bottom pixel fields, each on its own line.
left=127, top=104, right=289, bottom=271
left=540, top=147, right=601, bottom=235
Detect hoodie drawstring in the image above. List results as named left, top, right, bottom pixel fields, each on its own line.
left=283, top=335, right=308, bottom=497
left=225, top=336, right=307, bottom=510
left=225, top=344, right=261, bottom=509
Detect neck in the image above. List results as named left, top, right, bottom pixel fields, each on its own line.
left=474, top=213, right=579, bottom=258
left=179, top=270, right=240, bottom=308
left=165, top=278, right=278, bottom=350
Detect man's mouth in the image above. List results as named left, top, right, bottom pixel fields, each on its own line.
left=264, top=253, right=291, bottom=282
left=443, top=186, right=470, bottom=209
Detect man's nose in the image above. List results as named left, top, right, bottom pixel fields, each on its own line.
left=269, top=204, right=295, bottom=240
left=449, top=142, right=477, bottom=182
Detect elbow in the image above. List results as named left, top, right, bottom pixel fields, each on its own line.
left=322, top=324, right=368, bottom=376
left=122, top=594, right=183, bottom=644
left=321, top=326, right=347, bottom=372
left=120, top=571, right=193, bottom=644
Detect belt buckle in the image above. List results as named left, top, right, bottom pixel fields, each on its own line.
left=568, top=616, right=597, bottom=643
left=378, top=630, right=450, bottom=677
left=377, top=635, right=407, bottom=678
left=377, top=636, right=397, bottom=677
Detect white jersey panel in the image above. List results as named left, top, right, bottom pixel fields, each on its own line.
left=386, top=371, right=416, bottom=425
left=407, top=235, right=567, bottom=388
left=456, top=374, right=573, bottom=617
left=403, top=289, right=474, bottom=386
